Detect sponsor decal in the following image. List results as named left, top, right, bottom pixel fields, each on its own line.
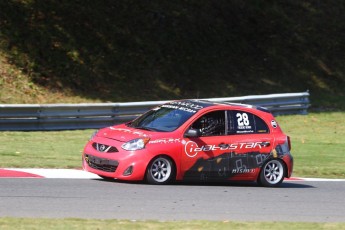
left=258, top=130, right=268, bottom=133
left=231, top=168, right=256, bottom=173
left=271, top=120, right=278, bottom=128
left=149, top=138, right=181, bottom=144
left=109, top=127, right=148, bottom=137
left=183, top=151, right=268, bottom=181
left=185, top=141, right=199, bottom=157
left=236, top=130, right=254, bottom=134
left=161, top=104, right=198, bottom=113
left=161, top=101, right=204, bottom=114
left=184, top=141, right=264, bottom=158
left=169, top=101, right=204, bottom=110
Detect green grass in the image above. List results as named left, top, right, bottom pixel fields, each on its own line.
left=0, top=112, right=344, bottom=179
left=0, top=218, right=345, bottom=230
left=0, top=130, right=94, bottom=168
left=276, top=112, right=345, bottom=178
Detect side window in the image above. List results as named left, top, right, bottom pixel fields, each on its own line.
left=255, top=115, right=270, bottom=133
left=191, top=111, right=225, bottom=136
left=228, top=110, right=269, bottom=134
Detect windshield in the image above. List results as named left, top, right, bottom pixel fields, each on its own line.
left=128, top=106, right=195, bottom=132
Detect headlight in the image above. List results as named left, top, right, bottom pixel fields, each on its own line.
left=90, top=130, right=99, bottom=140
left=121, top=138, right=150, bottom=151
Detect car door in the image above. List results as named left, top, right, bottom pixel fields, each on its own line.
left=181, top=110, right=231, bottom=182
left=225, top=110, right=274, bottom=179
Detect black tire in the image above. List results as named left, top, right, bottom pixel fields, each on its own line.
left=258, top=159, right=285, bottom=187
left=146, top=156, right=175, bottom=185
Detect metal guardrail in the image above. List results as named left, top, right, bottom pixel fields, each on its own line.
left=0, top=92, right=310, bottom=131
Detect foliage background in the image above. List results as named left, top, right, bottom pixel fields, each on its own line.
left=0, top=0, right=344, bottom=109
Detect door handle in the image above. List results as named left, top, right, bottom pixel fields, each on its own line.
left=219, top=143, right=229, bottom=148
left=259, top=141, right=270, bottom=147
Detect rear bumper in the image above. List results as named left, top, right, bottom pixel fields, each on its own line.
left=283, top=153, right=293, bottom=178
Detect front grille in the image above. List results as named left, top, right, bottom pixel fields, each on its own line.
left=85, top=154, right=118, bottom=172
left=92, top=142, right=118, bottom=153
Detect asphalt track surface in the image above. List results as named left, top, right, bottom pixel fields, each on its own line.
left=1, top=177, right=345, bottom=222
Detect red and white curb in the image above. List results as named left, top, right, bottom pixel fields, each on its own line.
left=0, top=168, right=100, bottom=179
left=1, top=168, right=345, bottom=181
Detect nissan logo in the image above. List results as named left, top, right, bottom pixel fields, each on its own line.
left=99, top=144, right=106, bottom=152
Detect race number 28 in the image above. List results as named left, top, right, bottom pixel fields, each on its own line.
left=236, top=113, right=250, bottom=126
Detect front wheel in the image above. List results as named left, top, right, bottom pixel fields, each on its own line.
left=258, top=159, right=285, bottom=187
left=146, top=156, right=175, bottom=185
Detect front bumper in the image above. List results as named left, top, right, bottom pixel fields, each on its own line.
left=82, top=137, right=150, bottom=181
left=84, top=154, right=119, bottom=173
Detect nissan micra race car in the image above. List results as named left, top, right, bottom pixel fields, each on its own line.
left=83, top=100, right=293, bottom=187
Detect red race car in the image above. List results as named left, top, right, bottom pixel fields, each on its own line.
left=83, top=100, right=293, bottom=187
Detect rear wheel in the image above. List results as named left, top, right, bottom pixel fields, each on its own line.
left=258, top=159, right=285, bottom=187
left=146, top=156, right=175, bottom=185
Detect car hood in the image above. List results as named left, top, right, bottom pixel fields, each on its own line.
left=96, top=125, right=153, bottom=142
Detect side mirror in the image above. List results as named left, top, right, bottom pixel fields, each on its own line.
left=184, top=128, right=200, bottom=138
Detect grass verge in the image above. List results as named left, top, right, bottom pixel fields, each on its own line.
left=276, top=112, right=345, bottom=178
left=0, top=129, right=94, bottom=169
left=0, top=218, right=345, bottom=230
left=0, top=112, right=344, bottom=178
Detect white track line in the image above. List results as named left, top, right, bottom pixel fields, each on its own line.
left=1, top=168, right=345, bottom=181
left=297, top=177, right=345, bottom=182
